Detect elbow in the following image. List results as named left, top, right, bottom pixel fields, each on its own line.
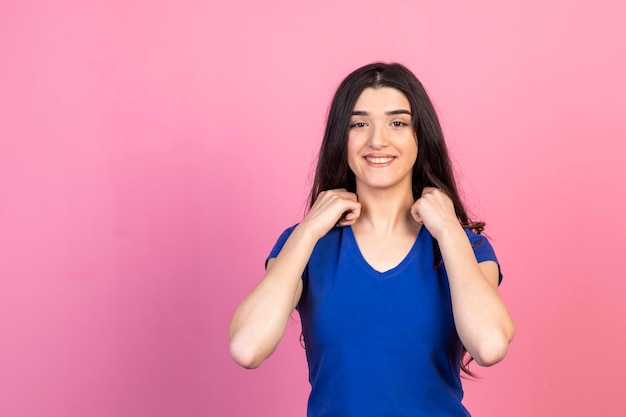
left=229, top=335, right=265, bottom=369
left=473, top=330, right=514, bottom=367
left=473, top=341, right=508, bottom=367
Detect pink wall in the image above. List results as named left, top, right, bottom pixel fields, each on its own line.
left=1, top=0, right=625, bottom=416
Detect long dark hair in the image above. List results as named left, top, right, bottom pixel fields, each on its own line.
left=307, top=62, right=484, bottom=376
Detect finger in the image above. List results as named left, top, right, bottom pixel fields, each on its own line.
left=337, top=203, right=361, bottom=226
left=333, top=190, right=358, bottom=202
left=331, top=194, right=360, bottom=214
left=421, top=186, right=437, bottom=197
left=347, top=203, right=362, bottom=220
left=411, top=207, right=423, bottom=224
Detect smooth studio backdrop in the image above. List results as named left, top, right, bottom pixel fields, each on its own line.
left=1, top=1, right=625, bottom=416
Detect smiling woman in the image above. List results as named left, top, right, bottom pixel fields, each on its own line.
left=229, top=62, right=514, bottom=417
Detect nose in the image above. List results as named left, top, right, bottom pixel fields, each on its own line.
left=368, top=124, right=388, bottom=149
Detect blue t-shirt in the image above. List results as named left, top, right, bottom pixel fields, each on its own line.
left=268, top=225, right=501, bottom=417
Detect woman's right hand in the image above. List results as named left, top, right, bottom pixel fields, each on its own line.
left=299, top=189, right=361, bottom=240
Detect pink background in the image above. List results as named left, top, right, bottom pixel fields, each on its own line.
left=1, top=0, right=625, bottom=416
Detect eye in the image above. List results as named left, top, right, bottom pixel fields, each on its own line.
left=350, top=121, right=368, bottom=128
left=391, top=121, right=409, bottom=127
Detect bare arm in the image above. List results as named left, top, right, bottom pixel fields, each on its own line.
left=437, top=229, right=515, bottom=366
left=228, top=227, right=313, bottom=369
left=411, top=188, right=515, bottom=366
left=228, top=189, right=361, bottom=369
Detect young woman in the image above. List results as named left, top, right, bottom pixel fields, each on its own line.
left=229, top=62, right=515, bottom=416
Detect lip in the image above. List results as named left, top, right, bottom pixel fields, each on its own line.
left=363, top=154, right=396, bottom=167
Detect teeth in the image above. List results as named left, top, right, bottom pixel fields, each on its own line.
left=366, top=157, right=393, bottom=164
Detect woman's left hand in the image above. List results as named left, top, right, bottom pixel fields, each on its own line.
left=410, top=187, right=461, bottom=240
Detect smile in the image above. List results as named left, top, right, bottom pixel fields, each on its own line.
left=365, top=156, right=395, bottom=164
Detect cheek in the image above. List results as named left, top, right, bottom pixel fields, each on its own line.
left=346, top=137, right=359, bottom=169
left=405, top=135, right=418, bottom=155
left=407, top=141, right=418, bottom=170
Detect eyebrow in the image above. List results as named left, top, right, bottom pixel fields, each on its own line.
left=351, top=110, right=412, bottom=116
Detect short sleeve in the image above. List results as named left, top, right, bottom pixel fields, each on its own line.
left=465, top=229, right=503, bottom=285
left=265, top=225, right=298, bottom=269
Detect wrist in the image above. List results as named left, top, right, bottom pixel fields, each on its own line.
left=293, top=221, right=325, bottom=244
left=432, top=222, right=465, bottom=242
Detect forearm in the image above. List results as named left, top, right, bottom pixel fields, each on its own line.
left=438, top=226, right=515, bottom=366
left=228, top=225, right=317, bottom=368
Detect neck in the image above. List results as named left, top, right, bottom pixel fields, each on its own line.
left=353, top=185, right=417, bottom=233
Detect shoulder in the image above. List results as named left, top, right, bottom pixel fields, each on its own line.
left=463, top=227, right=489, bottom=245
left=420, top=226, right=489, bottom=249
left=266, top=224, right=345, bottom=271
left=266, top=224, right=299, bottom=266
left=461, top=228, right=499, bottom=260
left=275, top=224, right=299, bottom=242
left=463, top=228, right=502, bottom=283
left=274, top=223, right=344, bottom=245
left=267, top=224, right=343, bottom=260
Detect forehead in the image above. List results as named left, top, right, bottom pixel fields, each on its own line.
left=353, top=87, right=411, bottom=112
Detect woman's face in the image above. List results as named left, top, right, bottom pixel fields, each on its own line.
left=347, top=87, right=417, bottom=193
